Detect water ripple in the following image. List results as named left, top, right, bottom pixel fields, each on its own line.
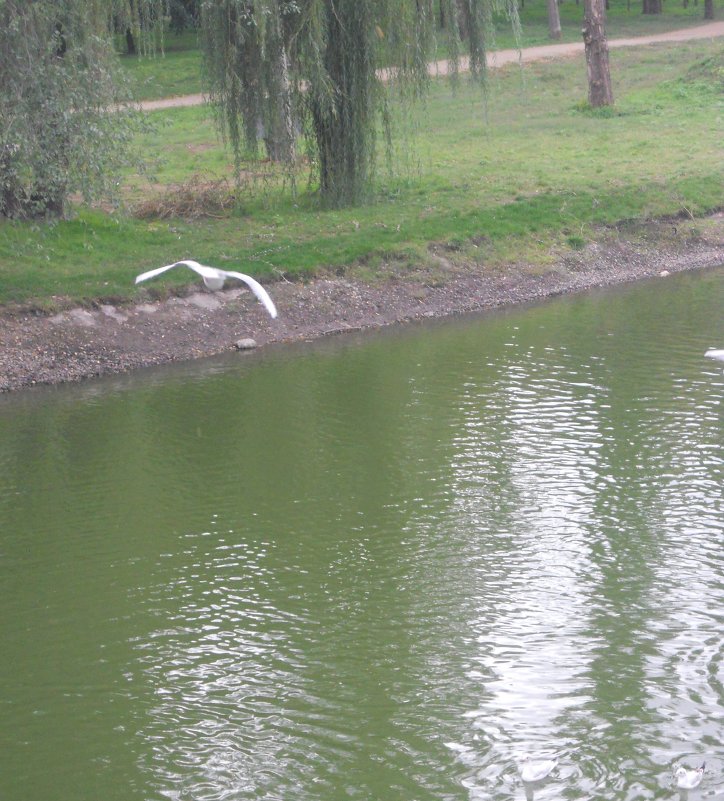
left=1, top=267, right=723, bottom=801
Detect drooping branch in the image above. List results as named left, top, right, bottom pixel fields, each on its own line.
left=0, top=0, right=140, bottom=218
left=200, top=0, right=520, bottom=206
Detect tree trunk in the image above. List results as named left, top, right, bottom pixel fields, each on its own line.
left=125, top=27, right=137, bottom=55
left=642, top=0, right=662, bottom=13
left=0, top=144, right=24, bottom=218
left=548, top=0, right=562, bottom=38
left=310, top=2, right=375, bottom=206
left=582, top=0, right=614, bottom=107
left=704, top=0, right=713, bottom=18
left=264, top=44, right=297, bottom=165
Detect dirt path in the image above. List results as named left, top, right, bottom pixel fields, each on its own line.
left=140, top=21, right=724, bottom=111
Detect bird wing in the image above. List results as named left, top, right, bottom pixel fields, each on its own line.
left=134, top=263, right=179, bottom=284
left=224, top=271, right=278, bottom=319
left=134, top=260, right=214, bottom=284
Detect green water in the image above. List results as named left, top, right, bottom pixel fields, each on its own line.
left=1, top=268, right=723, bottom=801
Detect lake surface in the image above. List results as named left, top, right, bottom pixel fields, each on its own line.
left=1, top=267, right=723, bottom=801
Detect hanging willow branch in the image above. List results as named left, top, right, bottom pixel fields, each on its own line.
left=200, top=0, right=520, bottom=207
left=110, top=0, right=168, bottom=56
left=0, top=0, right=142, bottom=218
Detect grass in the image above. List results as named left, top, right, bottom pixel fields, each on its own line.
left=0, top=39, right=722, bottom=309
left=118, top=1, right=717, bottom=101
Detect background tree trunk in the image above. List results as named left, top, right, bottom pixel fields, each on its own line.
left=125, top=27, right=137, bottom=54
left=582, top=0, right=614, bottom=106
left=548, top=0, right=562, bottom=38
left=703, top=0, right=713, bottom=18
left=264, top=43, right=296, bottom=165
left=642, top=0, right=662, bottom=13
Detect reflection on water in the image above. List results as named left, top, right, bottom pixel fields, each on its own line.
left=1, top=267, right=723, bottom=801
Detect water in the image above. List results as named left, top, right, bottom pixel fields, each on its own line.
left=1, top=268, right=722, bottom=801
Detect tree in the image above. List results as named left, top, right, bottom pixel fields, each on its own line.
left=0, top=0, right=139, bottom=218
left=642, top=0, right=662, bottom=14
left=200, top=0, right=520, bottom=207
left=547, top=0, right=562, bottom=39
left=202, top=1, right=298, bottom=168
left=111, top=0, right=167, bottom=56
left=582, top=0, right=614, bottom=107
left=169, top=0, right=201, bottom=33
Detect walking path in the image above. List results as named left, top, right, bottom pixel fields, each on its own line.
left=140, top=21, right=724, bottom=111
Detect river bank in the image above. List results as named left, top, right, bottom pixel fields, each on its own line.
left=1, top=215, right=722, bottom=393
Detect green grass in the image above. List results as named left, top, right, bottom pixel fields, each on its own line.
left=1, top=39, right=722, bottom=309
left=119, top=45, right=202, bottom=101
left=492, top=0, right=715, bottom=47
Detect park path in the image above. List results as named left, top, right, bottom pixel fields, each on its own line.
left=140, top=20, right=724, bottom=111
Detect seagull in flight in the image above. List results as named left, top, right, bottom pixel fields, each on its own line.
left=704, top=349, right=724, bottom=362
left=135, top=259, right=277, bottom=318
left=674, top=763, right=705, bottom=790
left=519, top=756, right=557, bottom=783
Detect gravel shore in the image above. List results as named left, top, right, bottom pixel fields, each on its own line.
left=1, top=216, right=722, bottom=393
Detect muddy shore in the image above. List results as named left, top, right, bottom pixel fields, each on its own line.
left=1, top=216, right=722, bottom=393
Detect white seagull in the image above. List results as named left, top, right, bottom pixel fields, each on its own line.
left=674, top=763, right=705, bottom=790
left=704, top=349, right=724, bottom=362
left=519, top=756, right=557, bottom=783
left=135, top=259, right=278, bottom=318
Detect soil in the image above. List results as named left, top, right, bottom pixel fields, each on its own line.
left=1, top=216, right=722, bottom=393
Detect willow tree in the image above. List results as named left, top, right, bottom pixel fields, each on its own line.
left=200, top=0, right=519, bottom=207
left=0, top=0, right=139, bottom=218
left=111, top=0, right=168, bottom=55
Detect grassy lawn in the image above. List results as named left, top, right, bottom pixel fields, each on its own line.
left=0, top=38, right=721, bottom=309
left=119, top=1, right=717, bottom=100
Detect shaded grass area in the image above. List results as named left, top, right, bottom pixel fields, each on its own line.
left=1, top=40, right=721, bottom=309
left=119, top=1, right=716, bottom=101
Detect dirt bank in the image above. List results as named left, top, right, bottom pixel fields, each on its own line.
left=1, top=216, right=722, bottom=393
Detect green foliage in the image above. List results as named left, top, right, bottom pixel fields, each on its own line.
left=684, top=50, right=724, bottom=85
left=0, top=0, right=144, bottom=219
left=109, top=0, right=167, bottom=55
left=199, top=0, right=521, bottom=207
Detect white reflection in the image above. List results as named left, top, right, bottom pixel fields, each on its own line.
left=443, top=353, right=607, bottom=800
